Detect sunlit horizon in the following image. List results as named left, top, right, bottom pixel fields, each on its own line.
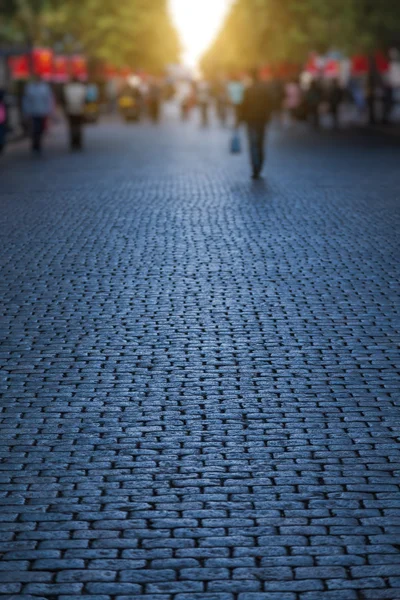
left=170, top=0, right=232, bottom=69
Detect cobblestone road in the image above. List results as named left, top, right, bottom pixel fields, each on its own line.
left=1, top=115, right=400, bottom=600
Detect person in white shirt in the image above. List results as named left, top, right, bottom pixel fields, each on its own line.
left=63, top=77, right=87, bottom=150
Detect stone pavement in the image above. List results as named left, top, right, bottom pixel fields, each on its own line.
left=1, top=114, right=400, bottom=600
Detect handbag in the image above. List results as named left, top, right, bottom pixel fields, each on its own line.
left=230, top=129, right=241, bottom=154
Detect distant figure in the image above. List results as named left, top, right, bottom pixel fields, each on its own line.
left=227, top=75, right=245, bottom=126
left=0, top=90, right=7, bottom=154
left=328, top=79, right=343, bottom=129
left=382, top=82, right=393, bottom=125
left=284, top=79, right=302, bottom=125
left=64, top=76, right=87, bottom=151
left=86, top=82, right=99, bottom=103
left=118, top=83, right=142, bottom=122
left=240, top=69, right=273, bottom=180
left=269, top=78, right=285, bottom=114
left=23, top=74, right=53, bottom=154
left=306, top=79, right=322, bottom=129
left=148, top=79, right=162, bottom=123
left=197, top=80, right=210, bottom=127
left=177, top=80, right=194, bottom=121
left=215, top=78, right=229, bottom=126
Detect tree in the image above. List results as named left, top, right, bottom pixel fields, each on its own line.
left=0, top=0, right=180, bottom=72
left=201, top=0, right=400, bottom=77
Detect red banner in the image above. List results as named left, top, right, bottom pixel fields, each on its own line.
left=70, top=55, right=88, bottom=81
left=8, top=55, right=30, bottom=79
left=351, top=54, right=369, bottom=75
left=260, top=65, right=272, bottom=81
left=275, top=62, right=300, bottom=78
left=52, top=55, right=69, bottom=83
left=105, top=64, right=118, bottom=78
left=119, top=66, right=132, bottom=78
left=33, top=47, right=53, bottom=79
left=305, top=53, right=321, bottom=75
left=324, top=59, right=340, bottom=78
left=375, top=51, right=389, bottom=74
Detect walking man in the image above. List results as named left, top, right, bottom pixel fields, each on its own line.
left=23, top=75, right=53, bottom=154
left=241, top=69, right=273, bottom=179
left=0, top=90, right=8, bottom=154
left=64, top=76, right=87, bottom=151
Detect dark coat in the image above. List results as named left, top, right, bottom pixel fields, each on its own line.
left=241, top=81, right=273, bottom=124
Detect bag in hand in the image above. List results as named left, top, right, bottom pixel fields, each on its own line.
left=230, top=130, right=241, bottom=154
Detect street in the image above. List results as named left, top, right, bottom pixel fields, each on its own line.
left=1, top=113, right=400, bottom=600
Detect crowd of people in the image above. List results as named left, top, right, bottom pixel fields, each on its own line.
left=0, top=65, right=399, bottom=181
left=0, top=74, right=169, bottom=155
left=180, top=71, right=399, bottom=132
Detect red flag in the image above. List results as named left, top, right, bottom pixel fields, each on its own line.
left=119, top=66, right=132, bottom=78
left=33, top=48, right=53, bottom=79
left=324, top=59, right=340, bottom=78
left=375, top=51, right=389, bottom=74
left=52, top=55, right=69, bottom=83
left=305, top=53, right=321, bottom=75
left=260, top=65, right=272, bottom=81
left=351, top=55, right=369, bottom=75
left=8, top=55, right=30, bottom=79
left=70, top=55, right=88, bottom=81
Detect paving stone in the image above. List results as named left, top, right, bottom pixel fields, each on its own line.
left=0, top=118, right=399, bottom=598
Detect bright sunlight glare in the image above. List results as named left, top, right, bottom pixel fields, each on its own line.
left=170, top=0, right=232, bottom=69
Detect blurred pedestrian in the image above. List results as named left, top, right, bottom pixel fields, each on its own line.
left=215, top=78, right=229, bottom=126
left=197, top=80, right=210, bottom=127
left=269, top=77, right=285, bottom=123
left=382, top=83, right=393, bottom=125
left=0, top=90, right=7, bottom=154
left=227, top=74, right=245, bottom=127
left=64, top=76, right=87, bottom=151
left=284, top=79, right=302, bottom=126
left=118, top=83, right=142, bottom=122
left=306, top=79, right=322, bottom=128
left=177, top=79, right=192, bottom=121
left=86, top=82, right=99, bottom=104
left=328, top=79, right=343, bottom=129
left=240, top=68, right=273, bottom=180
left=23, top=74, right=53, bottom=154
left=148, top=78, right=162, bottom=123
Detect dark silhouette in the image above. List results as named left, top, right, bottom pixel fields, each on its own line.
left=118, top=84, right=142, bottom=122
left=240, top=69, right=273, bottom=179
left=0, top=90, right=7, bottom=153
left=23, top=75, right=53, bottom=154
left=148, top=80, right=162, bottom=123
left=306, top=79, right=322, bottom=129
left=328, top=79, right=343, bottom=129
left=214, top=79, right=228, bottom=126
left=64, top=77, right=87, bottom=151
left=197, top=81, right=211, bottom=127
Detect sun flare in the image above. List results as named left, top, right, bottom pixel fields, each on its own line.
left=170, top=0, right=232, bottom=68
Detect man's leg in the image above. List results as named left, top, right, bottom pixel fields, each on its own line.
left=75, top=116, right=83, bottom=149
left=69, top=116, right=80, bottom=150
left=247, top=124, right=260, bottom=177
left=32, top=117, right=44, bottom=153
left=32, top=117, right=39, bottom=152
left=0, top=123, right=5, bottom=153
left=256, top=124, right=266, bottom=174
left=68, top=115, right=74, bottom=149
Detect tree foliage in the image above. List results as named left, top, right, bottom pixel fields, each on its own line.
left=0, top=0, right=180, bottom=71
left=201, top=0, right=400, bottom=76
